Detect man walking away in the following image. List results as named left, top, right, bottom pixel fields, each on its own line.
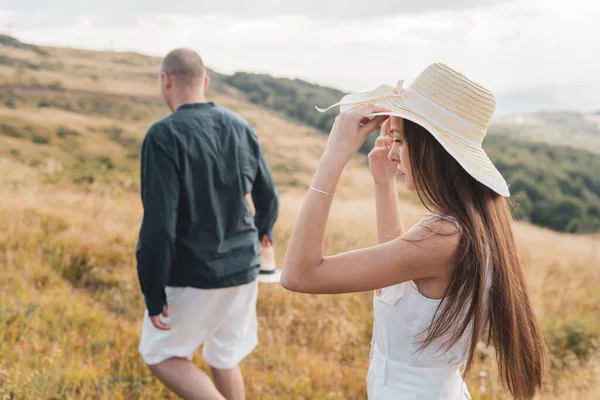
left=136, top=48, right=279, bottom=400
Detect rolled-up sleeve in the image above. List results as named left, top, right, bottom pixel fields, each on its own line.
left=136, top=125, right=180, bottom=316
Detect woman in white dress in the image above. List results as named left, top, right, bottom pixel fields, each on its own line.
left=281, top=63, right=548, bottom=399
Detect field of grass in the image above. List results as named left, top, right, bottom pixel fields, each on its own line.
left=1, top=36, right=599, bottom=399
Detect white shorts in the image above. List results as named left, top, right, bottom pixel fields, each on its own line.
left=139, top=280, right=258, bottom=369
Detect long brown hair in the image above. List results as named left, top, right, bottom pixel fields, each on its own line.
left=403, top=119, right=548, bottom=399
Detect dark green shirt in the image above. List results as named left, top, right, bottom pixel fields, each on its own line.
left=136, top=102, right=279, bottom=316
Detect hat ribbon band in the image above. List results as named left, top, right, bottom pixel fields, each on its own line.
left=316, top=83, right=486, bottom=147
left=401, top=88, right=486, bottom=147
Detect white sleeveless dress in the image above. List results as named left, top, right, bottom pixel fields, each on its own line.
left=367, top=215, right=485, bottom=399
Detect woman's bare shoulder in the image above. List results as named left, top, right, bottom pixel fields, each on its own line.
left=398, top=216, right=461, bottom=273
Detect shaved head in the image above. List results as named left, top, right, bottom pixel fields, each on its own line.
left=161, top=48, right=206, bottom=87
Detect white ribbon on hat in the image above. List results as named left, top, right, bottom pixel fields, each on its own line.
left=315, top=80, right=404, bottom=113
left=400, top=88, right=486, bottom=146
left=316, top=79, right=487, bottom=146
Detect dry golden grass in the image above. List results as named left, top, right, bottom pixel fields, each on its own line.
left=0, top=43, right=161, bottom=97
left=1, top=158, right=598, bottom=399
left=1, top=39, right=598, bottom=399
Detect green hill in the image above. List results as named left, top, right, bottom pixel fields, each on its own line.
left=485, top=136, right=600, bottom=232
left=219, top=71, right=344, bottom=133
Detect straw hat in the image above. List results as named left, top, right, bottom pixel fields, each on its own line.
left=317, top=63, right=510, bottom=197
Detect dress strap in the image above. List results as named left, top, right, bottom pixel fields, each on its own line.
left=417, top=214, right=462, bottom=231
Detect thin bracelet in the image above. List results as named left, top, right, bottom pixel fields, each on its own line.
left=309, top=185, right=335, bottom=197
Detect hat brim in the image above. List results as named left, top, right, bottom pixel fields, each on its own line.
left=351, top=95, right=510, bottom=197
left=257, top=269, right=283, bottom=284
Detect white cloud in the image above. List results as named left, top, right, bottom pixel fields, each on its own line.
left=0, top=0, right=512, bottom=22
left=0, top=0, right=598, bottom=100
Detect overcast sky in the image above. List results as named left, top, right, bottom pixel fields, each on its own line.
left=1, top=0, right=599, bottom=102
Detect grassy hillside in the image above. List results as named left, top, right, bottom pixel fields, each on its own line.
left=2, top=34, right=598, bottom=233
left=1, top=36, right=599, bottom=399
left=220, top=72, right=344, bottom=133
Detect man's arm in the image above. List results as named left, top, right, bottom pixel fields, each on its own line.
left=251, top=135, right=279, bottom=244
left=136, top=127, right=180, bottom=317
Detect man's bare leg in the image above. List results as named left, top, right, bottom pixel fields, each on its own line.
left=211, top=365, right=245, bottom=400
left=149, top=357, right=225, bottom=400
